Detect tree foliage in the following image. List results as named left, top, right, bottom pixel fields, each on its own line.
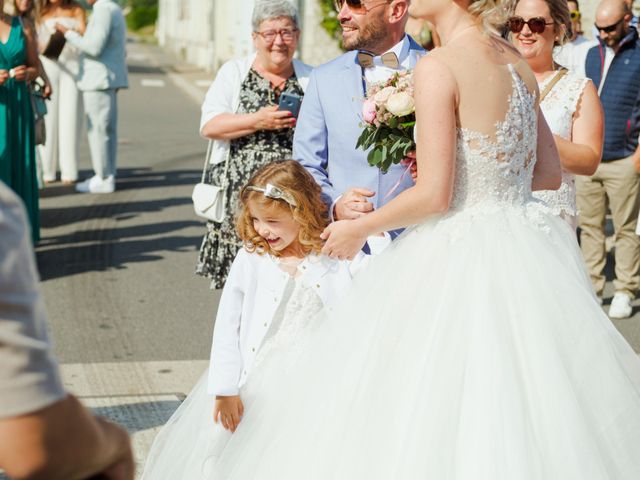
left=126, top=0, right=158, bottom=31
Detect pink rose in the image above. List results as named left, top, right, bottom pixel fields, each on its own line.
left=362, top=98, right=377, bottom=125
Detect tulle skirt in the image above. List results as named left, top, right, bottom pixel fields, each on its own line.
left=145, top=203, right=640, bottom=479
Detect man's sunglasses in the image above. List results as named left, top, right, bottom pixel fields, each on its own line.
left=570, top=10, right=581, bottom=21
left=333, top=0, right=390, bottom=14
left=506, top=16, right=555, bottom=34
left=595, top=17, right=625, bottom=33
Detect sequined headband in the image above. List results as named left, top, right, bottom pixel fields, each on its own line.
left=245, top=183, right=298, bottom=207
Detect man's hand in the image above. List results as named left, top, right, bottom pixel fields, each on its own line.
left=634, top=152, right=640, bottom=174
left=214, top=395, right=244, bottom=433
left=334, top=188, right=375, bottom=220
left=402, top=151, right=418, bottom=183
left=253, top=105, right=296, bottom=131
left=88, top=417, right=135, bottom=480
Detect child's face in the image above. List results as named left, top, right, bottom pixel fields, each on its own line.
left=249, top=201, right=301, bottom=256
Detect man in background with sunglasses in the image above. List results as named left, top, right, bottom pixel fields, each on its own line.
left=577, top=0, right=640, bottom=318
left=293, top=0, right=424, bottom=230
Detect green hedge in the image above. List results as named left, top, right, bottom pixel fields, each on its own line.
left=318, top=0, right=342, bottom=48
left=126, top=0, right=158, bottom=31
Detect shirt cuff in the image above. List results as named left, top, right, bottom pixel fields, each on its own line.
left=330, top=195, right=342, bottom=222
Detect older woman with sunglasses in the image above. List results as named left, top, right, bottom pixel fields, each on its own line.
left=509, top=0, right=603, bottom=230
left=197, top=0, right=312, bottom=289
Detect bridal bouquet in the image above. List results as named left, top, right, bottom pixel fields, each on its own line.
left=356, top=71, right=416, bottom=174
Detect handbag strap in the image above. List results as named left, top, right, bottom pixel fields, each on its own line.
left=539, top=68, right=568, bottom=102
left=200, top=140, right=231, bottom=187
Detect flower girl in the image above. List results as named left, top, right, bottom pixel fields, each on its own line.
left=142, top=160, right=388, bottom=479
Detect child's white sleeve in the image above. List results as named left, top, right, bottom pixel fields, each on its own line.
left=348, top=233, right=392, bottom=276
left=207, top=251, right=249, bottom=396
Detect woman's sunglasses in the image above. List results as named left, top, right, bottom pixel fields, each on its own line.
left=570, top=10, right=581, bottom=21
left=506, top=16, right=555, bottom=34
left=333, top=0, right=390, bottom=14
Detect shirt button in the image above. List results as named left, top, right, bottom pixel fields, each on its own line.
left=316, top=284, right=320, bottom=288
left=264, top=322, right=268, bottom=327
left=252, top=347, right=256, bottom=352
left=274, top=297, right=278, bottom=302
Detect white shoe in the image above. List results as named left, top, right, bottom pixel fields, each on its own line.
left=608, top=292, right=633, bottom=319
left=75, top=175, right=115, bottom=194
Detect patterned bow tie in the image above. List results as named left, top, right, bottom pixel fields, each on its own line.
left=357, top=51, right=400, bottom=69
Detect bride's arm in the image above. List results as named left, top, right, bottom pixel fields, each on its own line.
left=532, top=108, right=562, bottom=191
left=321, top=56, right=457, bottom=259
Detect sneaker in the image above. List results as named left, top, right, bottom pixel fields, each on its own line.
left=75, top=175, right=115, bottom=194
left=609, top=292, right=633, bottom=319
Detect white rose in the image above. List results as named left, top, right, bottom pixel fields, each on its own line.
left=386, top=92, right=415, bottom=117
left=374, top=86, right=396, bottom=105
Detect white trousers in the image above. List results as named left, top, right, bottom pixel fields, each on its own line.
left=83, top=89, right=118, bottom=179
left=38, top=55, right=82, bottom=182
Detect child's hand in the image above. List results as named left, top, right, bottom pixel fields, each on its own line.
left=213, top=395, right=244, bottom=432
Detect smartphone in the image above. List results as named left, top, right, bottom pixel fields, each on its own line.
left=278, top=92, right=302, bottom=119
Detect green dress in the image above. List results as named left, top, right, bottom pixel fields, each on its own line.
left=0, top=17, right=39, bottom=243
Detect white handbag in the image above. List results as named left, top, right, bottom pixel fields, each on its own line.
left=192, top=141, right=230, bottom=223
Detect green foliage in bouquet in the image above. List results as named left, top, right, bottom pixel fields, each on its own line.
left=356, top=119, right=415, bottom=174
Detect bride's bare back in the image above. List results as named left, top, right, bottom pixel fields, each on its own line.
left=431, top=33, right=536, bottom=139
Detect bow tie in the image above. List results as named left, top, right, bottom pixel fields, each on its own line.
left=357, top=51, right=400, bottom=69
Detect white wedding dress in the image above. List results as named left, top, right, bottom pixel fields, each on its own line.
left=147, top=65, right=640, bottom=479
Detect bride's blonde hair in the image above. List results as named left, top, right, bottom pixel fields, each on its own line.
left=468, top=0, right=510, bottom=30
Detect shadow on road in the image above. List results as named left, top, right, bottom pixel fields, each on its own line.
left=40, top=197, right=193, bottom=229
left=36, top=230, right=202, bottom=281
left=40, top=167, right=201, bottom=200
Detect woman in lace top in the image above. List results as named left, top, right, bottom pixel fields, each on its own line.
left=141, top=161, right=389, bottom=479
left=510, top=0, right=603, bottom=229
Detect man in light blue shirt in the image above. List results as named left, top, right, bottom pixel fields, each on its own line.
left=57, top=0, right=128, bottom=194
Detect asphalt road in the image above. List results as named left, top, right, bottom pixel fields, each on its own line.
left=35, top=39, right=219, bottom=474
left=31, top=37, right=640, bottom=477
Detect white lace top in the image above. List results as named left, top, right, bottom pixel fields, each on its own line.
left=532, top=71, right=589, bottom=219
left=253, top=277, right=324, bottom=371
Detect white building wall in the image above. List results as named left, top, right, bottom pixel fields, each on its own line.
left=157, top=0, right=342, bottom=71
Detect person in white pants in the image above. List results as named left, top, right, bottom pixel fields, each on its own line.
left=38, top=1, right=86, bottom=184
left=55, top=0, right=128, bottom=194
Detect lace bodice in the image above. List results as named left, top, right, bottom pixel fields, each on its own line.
left=449, top=65, right=538, bottom=213
left=532, top=71, right=589, bottom=219
left=253, top=277, right=324, bottom=370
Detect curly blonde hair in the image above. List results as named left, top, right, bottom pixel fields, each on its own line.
left=236, top=160, right=329, bottom=257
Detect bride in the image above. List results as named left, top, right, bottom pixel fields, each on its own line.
left=153, top=0, right=640, bottom=477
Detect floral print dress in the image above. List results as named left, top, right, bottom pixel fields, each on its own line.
left=196, top=68, right=304, bottom=289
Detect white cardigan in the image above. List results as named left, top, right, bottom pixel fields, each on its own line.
left=207, top=237, right=389, bottom=396
left=199, top=54, right=313, bottom=167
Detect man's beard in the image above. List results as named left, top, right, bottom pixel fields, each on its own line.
left=341, top=16, right=389, bottom=51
